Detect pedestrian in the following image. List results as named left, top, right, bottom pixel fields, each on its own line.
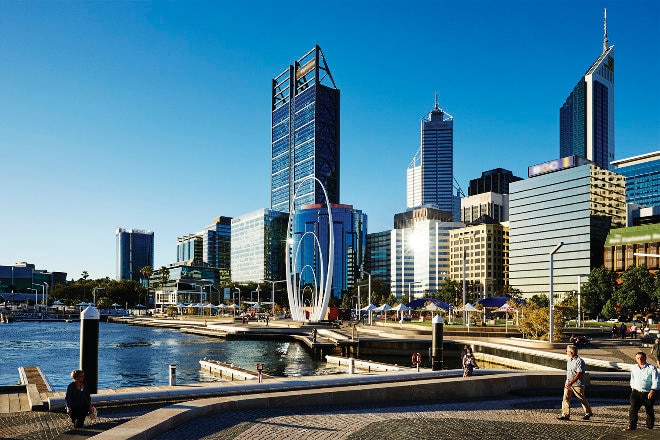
left=630, top=323, right=638, bottom=339
left=623, top=351, right=659, bottom=431
left=65, top=369, right=93, bottom=428
left=311, top=327, right=317, bottom=343
left=612, top=324, right=618, bottom=339
left=557, top=345, right=593, bottom=421
left=460, top=344, right=469, bottom=362
left=621, top=322, right=628, bottom=339
left=462, top=347, right=479, bottom=377
left=651, top=338, right=660, bottom=368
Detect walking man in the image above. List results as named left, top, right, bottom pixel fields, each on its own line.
left=557, top=345, right=593, bottom=421
left=624, top=351, right=659, bottom=431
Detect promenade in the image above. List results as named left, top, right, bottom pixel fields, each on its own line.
left=1, top=318, right=657, bottom=440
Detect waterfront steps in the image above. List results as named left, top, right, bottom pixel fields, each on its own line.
left=90, top=371, right=566, bottom=440
left=0, top=386, right=32, bottom=413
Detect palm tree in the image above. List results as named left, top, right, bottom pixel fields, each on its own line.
left=140, top=266, right=153, bottom=308
left=81, top=271, right=89, bottom=301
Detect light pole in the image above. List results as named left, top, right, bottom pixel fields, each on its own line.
left=92, top=287, right=104, bottom=307
left=407, top=281, right=421, bottom=305
left=361, top=270, right=373, bottom=325
left=577, top=274, right=588, bottom=328
left=263, top=279, right=286, bottom=316
left=32, top=283, right=45, bottom=309
left=234, top=287, right=240, bottom=315
left=549, top=242, right=564, bottom=343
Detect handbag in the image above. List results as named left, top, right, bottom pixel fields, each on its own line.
left=89, top=405, right=98, bottom=420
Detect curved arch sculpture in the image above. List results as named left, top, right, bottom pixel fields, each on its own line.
left=285, top=177, right=334, bottom=322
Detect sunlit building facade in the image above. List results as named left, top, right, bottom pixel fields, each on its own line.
left=611, top=151, right=660, bottom=208
left=366, top=230, right=391, bottom=284
left=271, top=45, right=340, bottom=213
left=604, top=224, right=660, bottom=273
left=509, top=159, right=626, bottom=297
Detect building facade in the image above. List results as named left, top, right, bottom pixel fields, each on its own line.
left=508, top=160, right=626, bottom=297
left=406, top=99, right=458, bottom=220
left=391, top=207, right=463, bottom=300
left=116, top=228, right=154, bottom=281
left=230, top=209, right=288, bottom=283
left=559, top=11, right=614, bottom=169
left=461, top=192, right=509, bottom=224
left=604, top=224, right=660, bottom=273
left=366, top=230, right=391, bottom=284
left=176, top=217, right=232, bottom=271
left=468, top=168, right=522, bottom=196
left=291, top=204, right=366, bottom=300
left=271, top=45, right=340, bottom=213
left=611, top=151, right=660, bottom=208
left=449, top=221, right=509, bottom=302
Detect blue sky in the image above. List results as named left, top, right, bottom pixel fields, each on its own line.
left=1, top=0, right=658, bottom=280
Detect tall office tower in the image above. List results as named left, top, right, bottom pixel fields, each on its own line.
left=116, top=228, right=154, bottom=281
left=391, top=207, right=464, bottom=300
left=407, top=98, right=457, bottom=219
left=611, top=151, right=660, bottom=208
left=508, top=157, right=626, bottom=297
left=231, top=209, right=288, bottom=283
left=366, top=230, right=392, bottom=284
left=291, top=204, right=367, bottom=300
left=468, top=168, right=522, bottom=196
left=559, top=9, right=615, bottom=169
left=177, top=217, right=232, bottom=270
left=271, top=45, right=340, bottom=213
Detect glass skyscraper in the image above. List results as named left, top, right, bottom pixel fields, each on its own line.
left=406, top=99, right=457, bottom=220
left=611, top=151, right=660, bottom=208
left=116, top=228, right=154, bottom=281
left=291, top=204, right=366, bottom=300
left=271, top=45, right=340, bottom=213
left=559, top=10, right=614, bottom=169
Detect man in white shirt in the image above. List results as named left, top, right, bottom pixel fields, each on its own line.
left=624, top=351, right=659, bottom=431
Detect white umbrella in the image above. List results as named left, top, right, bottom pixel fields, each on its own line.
left=76, top=302, right=88, bottom=307
left=375, top=304, right=392, bottom=323
left=392, top=303, right=410, bottom=322
left=496, top=304, right=516, bottom=333
left=361, top=304, right=376, bottom=311
left=456, top=303, right=480, bottom=332
left=424, top=303, right=441, bottom=311
left=52, top=300, right=64, bottom=305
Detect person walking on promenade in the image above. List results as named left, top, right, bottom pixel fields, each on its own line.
left=612, top=324, right=618, bottom=339
left=65, top=369, right=93, bottom=429
left=623, top=351, right=659, bottom=431
left=462, top=347, right=479, bottom=377
left=630, top=323, right=638, bottom=339
left=620, top=322, right=627, bottom=339
left=651, top=338, right=660, bottom=368
left=557, top=345, right=593, bottom=421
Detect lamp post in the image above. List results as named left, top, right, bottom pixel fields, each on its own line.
left=577, top=274, right=588, bottom=328
left=263, top=279, right=286, bottom=316
left=357, top=285, right=361, bottom=321
left=92, top=287, right=104, bottom=307
left=32, top=283, right=45, bottom=310
left=361, top=270, right=372, bottom=325
left=549, top=242, right=564, bottom=344
left=234, top=287, right=240, bottom=316
left=407, top=281, right=421, bottom=305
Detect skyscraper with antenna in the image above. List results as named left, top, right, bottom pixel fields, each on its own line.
left=406, top=94, right=458, bottom=220
left=560, top=9, right=615, bottom=169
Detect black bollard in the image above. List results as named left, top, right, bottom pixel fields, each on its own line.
left=431, top=314, right=444, bottom=371
left=80, top=305, right=99, bottom=394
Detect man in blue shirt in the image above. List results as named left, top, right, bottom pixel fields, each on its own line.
left=557, top=345, right=593, bottom=421
left=624, top=351, right=659, bottom=431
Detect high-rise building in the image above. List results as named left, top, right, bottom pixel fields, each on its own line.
left=508, top=158, right=626, bottom=297
left=291, top=204, right=367, bottom=300
left=559, top=9, right=614, bottom=169
left=611, top=151, right=660, bottom=208
left=366, top=230, right=392, bottom=284
left=391, top=206, right=463, bottom=300
left=231, top=209, right=288, bottom=283
left=176, top=217, right=232, bottom=271
left=461, top=192, right=509, bottom=224
left=271, top=45, right=340, bottom=213
left=116, top=228, right=154, bottom=281
left=468, top=168, right=522, bottom=196
left=406, top=98, right=457, bottom=219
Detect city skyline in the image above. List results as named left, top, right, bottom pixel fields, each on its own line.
left=1, top=1, right=659, bottom=279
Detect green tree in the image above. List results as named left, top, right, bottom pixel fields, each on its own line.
left=614, top=265, right=655, bottom=317
left=438, top=278, right=461, bottom=305
left=581, top=266, right=617, bottom=318
left=517, top=302, right=566, bottom=340
left=529, top=294, right=549, bottom=308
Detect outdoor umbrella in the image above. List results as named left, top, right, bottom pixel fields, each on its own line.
left=375, top=304, right=392, bottom=323
left=52, top=300, right=64, bottom=305
left=496, top=304, right=516, bottom=332
left=392, top=303, right=410, bottom=321
left=456, top=303, right=480, bottom=331
left=424, top=302, right=440, bottom=318
left=361, top=304, right=376, bottom=311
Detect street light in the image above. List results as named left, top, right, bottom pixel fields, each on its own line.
left=408, top=281, right=421, bottom=305
left=577, top=274, right=588, bottom=328
left=549, top=242, right=564, bottom=344
left=361, top=270, right=373, bottom=325
left=234, top=287, right=240, bottom=315
left=92, top=287, right=105, bottom=307
left=32, top=283, right=45, bottom=309
left=263, top=279, right=286, bottom=316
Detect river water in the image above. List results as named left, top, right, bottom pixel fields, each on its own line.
left=0, top=321, right=345, bottom=390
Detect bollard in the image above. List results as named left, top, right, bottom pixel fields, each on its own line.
left=431, top=314, right=444, bottom=371
left=348, top=357, right=355, bottom=374
left=80, top=305, right=100, bottom=394
left=169, top=364, right=176, bottom=386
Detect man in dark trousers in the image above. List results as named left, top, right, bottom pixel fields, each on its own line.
left=623, top=352, right=659, bottom=431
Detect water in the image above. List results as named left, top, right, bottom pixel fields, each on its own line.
left=0, top=321, right=344, bottom=390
